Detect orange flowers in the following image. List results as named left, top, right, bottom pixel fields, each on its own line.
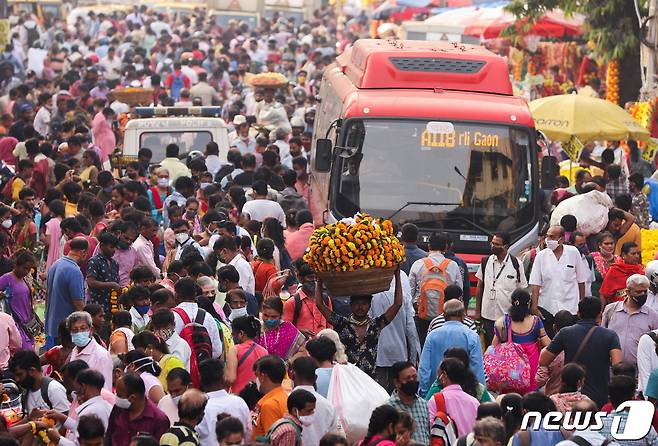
left=304, top=214, right=405, bottom=272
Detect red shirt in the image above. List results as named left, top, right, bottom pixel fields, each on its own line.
left=164, top=70, right=191, bottom=89
left=108, top=399, right=170, bottom=446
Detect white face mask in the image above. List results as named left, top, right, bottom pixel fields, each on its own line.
left=546, top=239, right=560, bottom=251
left=157, top=178, right=169, bottom=187
left=115, top=396, right=131, bottom=409
left=228, top=306, right=248, bottom=322
left=255, top=377, right=261, bottom=392
left=1, top=219, right=11, bottom=229
left=175, top=233, right=190, bottom=245
left=298, top=411, right=315, bottom=426
left=172, top=395, right=182, bottom=405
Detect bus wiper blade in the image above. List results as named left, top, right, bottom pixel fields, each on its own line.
left=387, top=201, right=461, bottom=221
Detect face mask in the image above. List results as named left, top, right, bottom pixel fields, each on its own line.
left=491, top=246, right=503, bottom=256
left=199, top=182, right=210, bottom=190
left=298, top=413, right=315, bottom=426
left=18, top=375, right=36, bottom=390
left=633, top=293, right=648, bottom=307
left=577, top=244, right=590, bottom=256
left=229, top=306, right=248, bottom=322
left=400, top=380, right=420, bottom=396
left=601, top=245, right=614, bottom=255
left=217, top=282, right=228, bottom=293
left=115, top=396, right=131, bottom=409
left=71, top=331, right=91, bottom=348
left=264, top=319, right=280, bottom=329
left=103, top=186, right=113, bottom=193
left=546, top=239, right=560, bottom=251
left=1, top=220, right=11, bottom=229
left=255, top=377, right=262, bottom=392
left=118, top=240, right=130, bottom=250
left=156, top=327, right=175, bottom=341
left=175, top=233, right=190, bottom=245
left=135, top=304, right=150, bottom=315
left=186, top=211, right=197, bottom=219
left=157, top=178, right=169, bottom=187
left=172, top=395, right=182, bottom=405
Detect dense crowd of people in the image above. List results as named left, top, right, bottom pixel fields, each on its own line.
left=2, top=3, right=658, bottom=446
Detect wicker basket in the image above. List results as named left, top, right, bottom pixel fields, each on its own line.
left=318, top=267, right=396, bottom=296
left=111, top=88, right=154, bottom=106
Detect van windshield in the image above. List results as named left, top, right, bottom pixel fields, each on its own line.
left=140, top=131, right=212, bottom=162
left=332, top=119, right=535, bottom=235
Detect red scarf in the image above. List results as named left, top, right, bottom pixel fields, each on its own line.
left=599, top=261, right=645, bottom=302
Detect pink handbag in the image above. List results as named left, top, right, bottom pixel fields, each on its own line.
left=483, top=315, right=531, bottom=393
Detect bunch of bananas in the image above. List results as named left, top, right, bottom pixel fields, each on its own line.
left=304, top=214, right=405, bottom=273
left=605, top=60, right=620, bottom=104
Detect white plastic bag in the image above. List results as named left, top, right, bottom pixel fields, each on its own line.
left=326, top=363, right=390, bottom=445
left=550, top=190, right=613, bottom=236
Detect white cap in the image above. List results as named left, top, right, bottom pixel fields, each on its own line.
left=233, top=115, right=247, bottom=126
left=290, top=116, right=305, bottom=128
left=647, top=260, right=658, bottom=288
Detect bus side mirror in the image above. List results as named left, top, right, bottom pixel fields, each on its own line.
left=315, top=139, right=332, bottom=172
left=541, top=155, right=558, bottom=190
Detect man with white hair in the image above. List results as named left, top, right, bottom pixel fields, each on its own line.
left=418, top=299, right=485, bottom=396
left=602, top=273, right=658, bottom=363
left=67, top=311, right=114, bottom=391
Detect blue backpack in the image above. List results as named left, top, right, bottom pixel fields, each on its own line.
left=170, top=72, right=185, bottom=100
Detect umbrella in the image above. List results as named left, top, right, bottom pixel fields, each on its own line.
left=529, top=94, right=650, bottom=143
left=372, top=0, right=428, bottom=19
left=424, top=4, right=583, bottom=39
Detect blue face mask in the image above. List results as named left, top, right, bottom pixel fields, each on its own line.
left=71, top=331, right=91, bottom=348
left=263, top=319, right=280, bottom=329
left=135, top=305, right=150, bottom=315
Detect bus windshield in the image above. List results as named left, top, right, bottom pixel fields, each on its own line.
left=332, top=119, right=535, bottom=236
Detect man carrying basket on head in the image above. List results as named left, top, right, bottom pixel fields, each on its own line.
left=314, top=267, right=403, bottom=377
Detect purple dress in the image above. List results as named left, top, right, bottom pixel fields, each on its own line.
left=0, top=272, right=34, bottom=349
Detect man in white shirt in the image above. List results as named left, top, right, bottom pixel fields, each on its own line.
left=291, top=357, right=339, bottom=446
left=475, top=232, right=528, bottom=345
left=172, top=220, right=205, bottom=261
left=530, top=225, right=586, bottom=328
left=47, top=369, right=113, bottom=444
left=242, top=180, right=286, bottom=227
left=196, top=359, right=251, bottom=444
left=214, top=235, right=255, bottom=296
left=231, top=122, right=257, bottom=154
left=172, top=278, right=223, bottom=358
left=99, top=47, right=122, bottom=82
left=33, top=92, right=52, bottom=137
left=150, top=14, right=172, bottom=37
left=181, top=60, right=198, bottom=85
left=126, top=6, right=145, bottom=26
left=8, top=350, right=70, bottom=413
left=204, top=141, right=223, bottom=178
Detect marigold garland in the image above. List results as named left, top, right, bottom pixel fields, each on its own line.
left=304, top=214, right=405, bottom=272
left=605, top=60, right=620, bottom=104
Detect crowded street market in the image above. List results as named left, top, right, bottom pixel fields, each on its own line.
left=1, top=0, right=658, bottom=445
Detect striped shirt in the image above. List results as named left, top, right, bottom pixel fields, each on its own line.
left=428, top=315, right=478, bottom=334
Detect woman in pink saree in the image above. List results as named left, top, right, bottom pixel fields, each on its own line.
left=91, top=107, right=116, bottom=163
left=492, top=289, right=550, bottom=394
left=257, top=296, right=305, bottom=360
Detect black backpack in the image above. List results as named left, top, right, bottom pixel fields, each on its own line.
left=24, top=24, right=40, bottom=48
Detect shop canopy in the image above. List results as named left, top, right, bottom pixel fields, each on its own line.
left=422, top=3, right=584, bottom=38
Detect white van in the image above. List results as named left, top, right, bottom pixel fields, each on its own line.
left=122, top=107, right=230, bottom=164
